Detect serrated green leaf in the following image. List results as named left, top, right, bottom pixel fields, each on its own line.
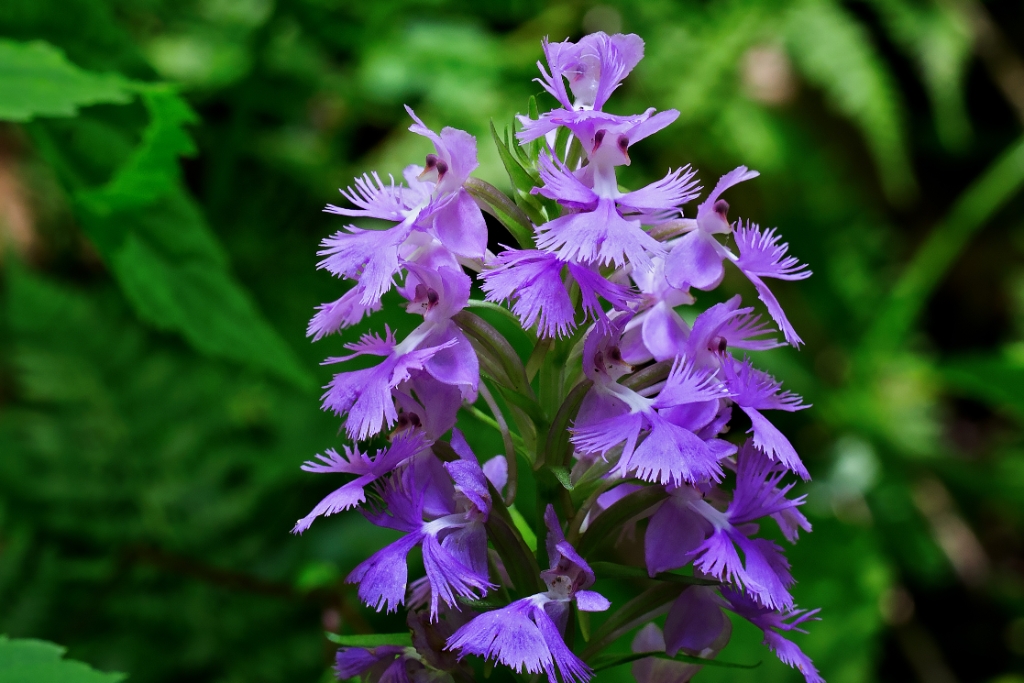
left=324, top=632, right=412, bottom=648
left=0, top=635, right=125, bottom=683
left=77, top=87, right=197, bottom=214
left=110, top=233, right=312, bottom=388
left=33, top=82, right=315, bottom=388
left=0, top=40, right=132, bottom=122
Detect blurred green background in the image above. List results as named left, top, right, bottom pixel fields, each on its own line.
left=2, top=0, right=1024, bottom=681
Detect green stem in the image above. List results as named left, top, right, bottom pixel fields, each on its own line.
left=478, top=382, right=518, bottom=506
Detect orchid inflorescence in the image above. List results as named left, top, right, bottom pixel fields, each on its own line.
left=297, top=30, right=822, bottom=683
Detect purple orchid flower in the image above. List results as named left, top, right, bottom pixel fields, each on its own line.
left=644, top=441, right=811, bottom=610
left=537, top=32, right=645, bottom=112
left=347, top=436, right=496, bottom=619
left=446, top=506, right=609, bottom=683
left=571, top=319, right=734, bottom=486
left=480, top=247, right=638, bottom=338
left=682, top=296, right=784, bottom=369
left=527, top=148, right=696, bottom=273
left=663, top=167, right=812, bottom=345
left=317, top=108, right=486, bottom=308
left=292, top=430, right=431, bottom=534
left=631, top=613, right=731, bottom=683
left=321, top=264, right=478, bottom=441
left=664, top=586, right=823, bottom=683
left=335, top=645, right=417, bottom=683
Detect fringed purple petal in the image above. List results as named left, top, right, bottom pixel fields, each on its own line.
left=307, top=288, right=381, bottom=340
left=422, top=531, right=493, bottom=619
left=740, top=406, right=809, bottom=480
left=329, top=171, right=411, bottom=221
left=743, top=270, right=805, bottom=347
left=535, top=154, right=598, bottom=209
left=655, top=356, right=731, bottom=408
left=317, top=223, right=411, bottom=303
left=622, top=414, right=723, bottom=486
left=735, top=536, right=795, bottom=611
left=729, top=440, right=808, bottom=525
left=536, top=198, right=664, bottom=271
left=347, top=532, right=424, bottom=613
left=481, top=249, right=575, bottom=338
left=572, top=396, right=643, bottom=458
left=446, top=598, right=552, bottom=677
left=533, top=604, right=593, bottom=683
left=734, top=222, right=811, bottom=281
left=617, top=166, right=700, bottom=218
left=763, top=631, right=825, bottom=683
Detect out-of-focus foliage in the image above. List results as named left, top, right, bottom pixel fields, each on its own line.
left=0, top=636, right=125, bottom=683
left=1, top=0, right=1024, bottom=682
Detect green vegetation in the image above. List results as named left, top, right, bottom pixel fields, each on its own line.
left=0, top=1, right=1022, bottom=681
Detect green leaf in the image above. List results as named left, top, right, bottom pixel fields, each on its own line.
left=490, top=119, right=537, bottom=194
left=464, top=178, right=535, bottom=249
left=324, top=632, right=412, bottom=648
left=109, top=233, right=312, bottom=387
left=77, top=87, right=198, bottom=214
left=489, top=120, right=548, bottom=224
left=541, top=379, right=592, bottom=468
left=508, top=504, right=538, bottom=552
left=591, top=650, right=759, bottom=672
left=0, top=635, right=125, bottom=683
left=582, top=582, right=687, bottom=660
left=485, top=482, right=544, bottom=595
left=589, top=561, right=720, bottom=586
left=0, top=40, right=132, bottom=122
left=453, top=311, right=533, bottom=399
left=549, top=465, right=574, bottom=491
left=785, top=0, right=916, bottom=202
left=32, top=84, right=314, bottom=388
left=578, top=486, right=668, bottom=556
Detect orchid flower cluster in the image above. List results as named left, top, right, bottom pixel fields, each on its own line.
left=298, top=31, right=822, bottom=683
